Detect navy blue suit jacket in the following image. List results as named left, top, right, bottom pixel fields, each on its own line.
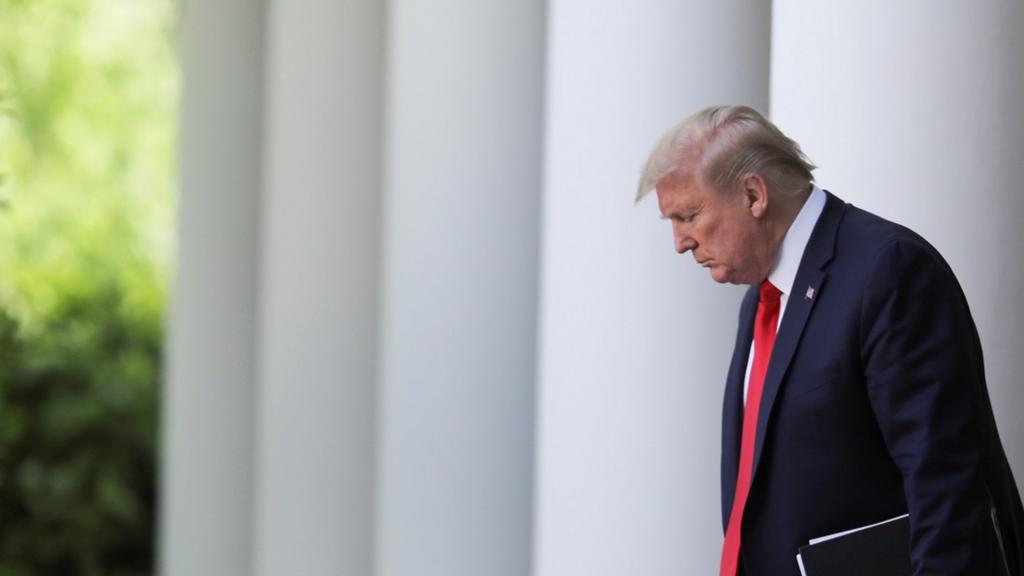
left=721, top=191, right=1024, bottom=575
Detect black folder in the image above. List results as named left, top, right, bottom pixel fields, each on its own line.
left=796, top=514, right=911, bottom=576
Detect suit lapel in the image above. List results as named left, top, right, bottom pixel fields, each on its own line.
left=750, top=192, right=846, bottom=484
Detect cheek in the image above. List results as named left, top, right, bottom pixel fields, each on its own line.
left=705, top=227, right=734, bottom=259
left=695, top=220, right=717, bottom=248
left=714, top=221, right=750, bottom=261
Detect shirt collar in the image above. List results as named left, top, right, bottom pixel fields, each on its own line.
left=767, top=184, right=826, bottom=296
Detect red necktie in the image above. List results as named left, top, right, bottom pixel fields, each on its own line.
left=719, top=280, right=782, bottom=576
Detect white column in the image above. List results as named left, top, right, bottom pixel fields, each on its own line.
left=535, top=1, right=771, bottom=575
left=771, top=0, right=1024, bottom=488
left=253, top=0, right=383, bottom=575
left=376, top=1, right=544, bottom=575
left=165, top=1, right=384, bottom=574
left=160, top=0, right=265, bottom=574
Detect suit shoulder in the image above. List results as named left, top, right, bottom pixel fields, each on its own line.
left=834, top=203, right=960, bottom=291
left=837, top=203, right=947, bottom=266
left=841, top=204, right=926, bottom=248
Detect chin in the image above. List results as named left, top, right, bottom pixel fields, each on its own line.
left=708, top=268, right=733, bottom=284
left=709, top=267, right=755, bottom=285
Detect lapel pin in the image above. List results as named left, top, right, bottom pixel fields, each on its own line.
left=805, top=286, right=815, bottom=300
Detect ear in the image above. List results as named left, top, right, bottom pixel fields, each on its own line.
left=742, top=173, right=769, bottom=218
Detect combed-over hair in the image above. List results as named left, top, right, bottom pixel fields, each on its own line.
left=635, top=105, right=816, bottom=201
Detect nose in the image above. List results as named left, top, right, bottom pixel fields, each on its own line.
left=673, top=223, right=696, bottom=254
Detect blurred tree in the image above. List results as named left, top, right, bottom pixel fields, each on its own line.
left=0, top=0, right=177, bottom=573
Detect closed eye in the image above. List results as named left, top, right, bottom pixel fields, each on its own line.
left=661, top=210, right=699, bottom=224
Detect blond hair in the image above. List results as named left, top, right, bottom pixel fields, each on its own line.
left=636, top=105, right=816, bottom=201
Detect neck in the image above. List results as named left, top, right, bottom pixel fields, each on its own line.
left=761, top=186, right=812, bottom=276
left=775, top=185, right=812, bottom=233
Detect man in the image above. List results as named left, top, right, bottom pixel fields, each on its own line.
left=637, top=105, right=1024, bottom=575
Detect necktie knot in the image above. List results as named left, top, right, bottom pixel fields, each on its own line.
left=759, top=280, right=782, bottom=303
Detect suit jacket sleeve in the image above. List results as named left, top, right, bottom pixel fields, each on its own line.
left=861, top=238, right=1001, bottom=575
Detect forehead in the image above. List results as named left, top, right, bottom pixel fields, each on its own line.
left=655, top=172, right=709, bottom=214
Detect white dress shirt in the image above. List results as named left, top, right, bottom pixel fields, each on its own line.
left=743, top=185, right=827, bottom=403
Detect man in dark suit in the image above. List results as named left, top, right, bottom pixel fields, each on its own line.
left=637, top=105, right=1024, bottom=575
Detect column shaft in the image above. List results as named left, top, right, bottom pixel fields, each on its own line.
left=253, top=0, right=384, bottom=574
left=536, top=1, right=771, bottom=574
left=376, top=1, right=545, bottom=575
left=161, top=0, right=266, bottom=573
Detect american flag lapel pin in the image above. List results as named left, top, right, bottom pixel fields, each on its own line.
left=805, top=286, right=815, bottom=300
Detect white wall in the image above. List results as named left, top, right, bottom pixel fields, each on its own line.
left=534, top=1, right=770, bottom=574
left=376, top=1, right=544, bottom=575
left=771, top=0, right=1024, bottom=488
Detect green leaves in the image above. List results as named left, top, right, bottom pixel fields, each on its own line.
left=0, top=0, right=176, bottom=572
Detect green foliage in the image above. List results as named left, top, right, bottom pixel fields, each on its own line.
left=0, top=0, right=177, bottom=573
